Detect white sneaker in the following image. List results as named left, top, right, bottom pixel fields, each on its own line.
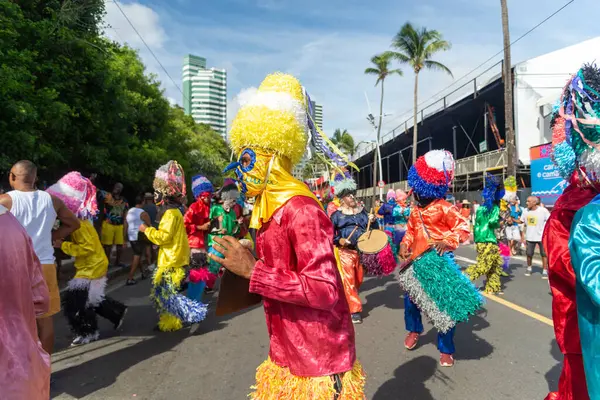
left=148, top=263, right=157, bottom=272
left=70, top=336, right=86, bottom=347
left=542, top=270, right=549, bottom=280
left=525, top=267, right=532, bottom=276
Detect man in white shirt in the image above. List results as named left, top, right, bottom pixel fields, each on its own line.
left=0, top=160, right=79, bottom=357
left=521, top=196, right=551, bottom=279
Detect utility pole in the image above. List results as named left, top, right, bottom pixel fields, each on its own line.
left=501, top=0, right=516, bottom=177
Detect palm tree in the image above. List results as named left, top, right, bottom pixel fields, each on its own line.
left=331, top=129, right=357, bottom=156
left=386, top=22, right=452, bottom=164
left=500, top=0, right=515, bottom=177
left=365, top=53, right=403, bottom=204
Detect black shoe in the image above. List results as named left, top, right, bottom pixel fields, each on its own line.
left=126, top=279, right=137, bottom=286
left=351, top=313, right=362, bottom=324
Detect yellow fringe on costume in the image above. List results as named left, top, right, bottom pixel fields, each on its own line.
left=158, top=313, right=183, bottom=332
left=249, top=358, right=366, bottom=400
left=465, top=243, right=503, bottom=294
left=153, top=265, right=185, bottom=287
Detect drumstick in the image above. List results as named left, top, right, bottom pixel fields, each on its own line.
left=346, top=226, right=359, bottom=241
left=367, top=208, right=373, bottom=239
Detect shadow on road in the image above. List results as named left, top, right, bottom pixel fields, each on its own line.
left=544, top=339, right=562, bottom=394
left=417, top=311, right=493, bottom=361
left=372, top=355, right=443, bottom=400
left=362, top=281, right=404, bottom=318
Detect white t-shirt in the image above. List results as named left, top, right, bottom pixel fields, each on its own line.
left=8, top=190, right=57, bottom=264
left=521, top=206, right=550, bottom=242
left=126, top=207, right=144, bottom=241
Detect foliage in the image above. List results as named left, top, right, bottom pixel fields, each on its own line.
left=331, top=129, right=356, bottom=156
left=302, top=156, right=328, bottom=180
left=0, top=0, right=229, bottom=194
left=364, top=52, right=403, bottom=86
left=385, top=22, right=452, bottom=76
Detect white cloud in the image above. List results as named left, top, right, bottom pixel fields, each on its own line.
left=102, top=0, right=599, bottom=146
left=227, top=87, right=258, bottom=134
left=104, top=0, right=167, bottom=49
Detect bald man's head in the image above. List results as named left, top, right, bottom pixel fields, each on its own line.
left=10, top=160, right=37, bottom=189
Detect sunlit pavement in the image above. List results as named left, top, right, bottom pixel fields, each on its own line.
left=50, top=244, right=558, bottom=399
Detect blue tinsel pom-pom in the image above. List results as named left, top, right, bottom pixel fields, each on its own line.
left=408, top=166, right=449, bottom=199
left=552, top=141, right=576, bottom=179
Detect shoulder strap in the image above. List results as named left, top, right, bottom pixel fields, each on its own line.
left=417, top=209, right=432, bottom=241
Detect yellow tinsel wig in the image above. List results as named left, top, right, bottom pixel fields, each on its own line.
left=229, top=73, right=308, bottom=166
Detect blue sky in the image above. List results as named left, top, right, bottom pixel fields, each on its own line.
left=104, top=0, right=599, bottom=142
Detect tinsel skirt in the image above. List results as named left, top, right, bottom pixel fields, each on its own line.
left=397, top=250, right=484, bottom=333
left=465, top=243, right=503, bottom=294
left=151, top=266, right=208, bottom=331
left=249, top=357, right=366, bottom=400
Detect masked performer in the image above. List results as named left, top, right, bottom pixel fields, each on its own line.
left=392, top=189, right=411, bottom=243
left=465, top=174, right=505, bottom=294
left=48, top=172, right=127, bottom=346
left=210, top=72, right=365, bottom=399
left=331, top=172, right=375, bottom=325
left=545, top=63, right=600, bottom=400
left=140, top=161, right=207, bottom=332
left=399, top=150, right=478, bottom=368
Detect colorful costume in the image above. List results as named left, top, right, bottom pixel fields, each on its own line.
left=545, top=63, right=600, bottom=400
left=330, top=172, right=370, bottom=321
left=47, top=172, right=127, bottom=345
left=184, top=175, right=214, bottom=300
left=399, top=150, right=481, bottom=364
left=207, top=179, right=240, bottom=283
left=466, top=174, right=505, bottom=294
left=392, top=189, right=411, bottom=243
left=226, top=72, right=365, bottom=398
left=146, top=161, right=207, bottom=332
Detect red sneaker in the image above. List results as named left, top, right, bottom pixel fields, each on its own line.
left=440, top=353, right=454, bottom=367
left=404, top=332, right=420, bottom=350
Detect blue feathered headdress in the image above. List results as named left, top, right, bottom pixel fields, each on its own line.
left=482, top=174, right=505, bottom=211
left=192, top=175, right=214, bottom=199
left=332, top=170, right=357, bottom=198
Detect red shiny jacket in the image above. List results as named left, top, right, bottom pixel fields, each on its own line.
left=249, top=196, right=356, bottom=377
left=184, top=200, right=210, bottom=250
left=543, top=179, right=597, bottom=354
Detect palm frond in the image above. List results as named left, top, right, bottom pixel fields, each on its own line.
left=424, top=60, right=453, bottom=77
left=390, top=68, right=404, bottom=76
left=364, top=67, right=380, bottom=75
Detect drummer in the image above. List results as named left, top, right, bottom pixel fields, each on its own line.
left=330, top=172, right=376, bottom=324
left=399, top=150, right=470, bottom=368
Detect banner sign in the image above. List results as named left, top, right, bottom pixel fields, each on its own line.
left=530, top=143, right=567, bottom=207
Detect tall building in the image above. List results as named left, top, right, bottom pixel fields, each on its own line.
left=310, top=101, right=323, bottom=130
left=182, top=54, right=227, bottom=137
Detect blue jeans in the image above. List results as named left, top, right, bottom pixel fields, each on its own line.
left=404, top=294, right=456, bottom=354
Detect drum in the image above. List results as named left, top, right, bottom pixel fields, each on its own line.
left=357, top=229, right=397, bottom=276
left=397, top=249, right=483, bottom=333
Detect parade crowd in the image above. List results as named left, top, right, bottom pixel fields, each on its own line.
left=2, top=65, right=600, bottom=400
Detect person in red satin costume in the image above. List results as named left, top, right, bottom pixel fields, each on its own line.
left=543, top=172, right=596, bottom=400
left=209, top=72, right=364, bottom=398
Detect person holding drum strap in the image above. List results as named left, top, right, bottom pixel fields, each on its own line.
left=330, top=171, right=376, bottom=325
left=399, top=150, right=476, bottom=368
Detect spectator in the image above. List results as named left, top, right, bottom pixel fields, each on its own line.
left=124, top=195, right=152, bottom=285
left=521, top=196, right=551, bottom=278
left=460, top=200, right=471, bottom=219
left=472, top=200, right=480, bottom=225
left=0, top=205, right=51, bottom=400
left=505, top=198, right=523, bottom=255
left=0, top=160, right=79, bottom=357
left=101, top=183, right=129, bottom=267
left=143, top=192, right=158, bottom=267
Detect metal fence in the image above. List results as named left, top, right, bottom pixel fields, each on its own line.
left=357, top=149, right=507, bottom=199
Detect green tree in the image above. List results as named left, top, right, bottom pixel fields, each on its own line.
left=331, top=129, right=356, bottom=156
left=364, top=52, right=402, bottom=203
left=302, top=157, right=328, bottom=180
left=0, top=1, right=230, bottom=195
left=386, top=22, right=452, bottom=164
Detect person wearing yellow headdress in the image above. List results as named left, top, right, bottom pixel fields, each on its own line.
left=209, top=73, right=365, bottom=399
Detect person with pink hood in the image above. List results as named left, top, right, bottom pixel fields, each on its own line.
left=0, top=204, right=50, bottom=399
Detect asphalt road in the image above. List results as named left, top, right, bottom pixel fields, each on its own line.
left=50, top=245, right=559, bottom=400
